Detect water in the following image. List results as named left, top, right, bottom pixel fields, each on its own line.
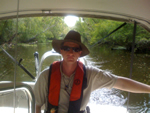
left=88, top=45, right=150, bottom=113
left=0, top=43, right=150, bottom=112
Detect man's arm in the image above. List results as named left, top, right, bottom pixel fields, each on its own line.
left=36, top=104, right=41, bottom=113
left=113, top=76, right=150, bottom=93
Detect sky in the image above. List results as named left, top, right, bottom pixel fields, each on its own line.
left=64, top=15, right=79, bottom=27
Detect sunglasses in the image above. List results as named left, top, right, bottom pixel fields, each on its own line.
left=61, top=46, right=82, bottom=52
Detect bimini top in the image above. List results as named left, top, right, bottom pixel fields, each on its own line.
left=0, top=0, right=150, bottom=32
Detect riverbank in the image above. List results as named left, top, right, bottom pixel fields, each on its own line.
left=99, top=40, right=150, bottom=54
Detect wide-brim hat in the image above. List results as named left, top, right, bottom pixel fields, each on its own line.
left=52, top=30, right=89, bottom=57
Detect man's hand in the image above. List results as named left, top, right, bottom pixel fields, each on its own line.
left=36, top=105, right=41, bottom=113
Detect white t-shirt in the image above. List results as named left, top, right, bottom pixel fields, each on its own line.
left=34, top=65, right=117, bottom=112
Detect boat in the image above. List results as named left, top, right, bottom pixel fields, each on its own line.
left=0, top=0, right=150, bottom=113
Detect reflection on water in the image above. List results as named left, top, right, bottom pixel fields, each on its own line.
left=0, top=43, right=150, bottom=112
left=88, top=88, right=128, bottom=112
left=89, top=88, right=127, bottom=106
left=88, top=104, right=128, bottom=113
left=0, top=107, right=28, bottom=113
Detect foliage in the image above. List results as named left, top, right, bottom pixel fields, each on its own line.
left=0, top=19, right=16, bottom=44
left=0, top=16, right=150, bottom=49
left=75, top=18, right=150, bottom=47
left=0, top=16, right=68, bottom=44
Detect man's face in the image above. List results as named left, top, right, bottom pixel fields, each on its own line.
left=60, top=42, right=82, bottom=63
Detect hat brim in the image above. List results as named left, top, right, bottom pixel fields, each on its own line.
left=52, top=39, right=89, bottom=57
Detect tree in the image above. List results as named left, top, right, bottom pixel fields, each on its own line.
left=75, top=17, right=150, bottom=47
left=0, top=19, right=16, bottom=45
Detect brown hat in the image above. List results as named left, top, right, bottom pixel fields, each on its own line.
left=52, top=30, right=89, bottom=57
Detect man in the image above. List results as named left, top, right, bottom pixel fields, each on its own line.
left=34, top=30, right=150, bottom=113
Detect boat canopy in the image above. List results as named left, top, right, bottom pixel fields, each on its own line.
left=0, top=0, right=150, bottom=32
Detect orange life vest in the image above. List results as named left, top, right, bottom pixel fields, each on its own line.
left=46, top=61, right=87, bottom=113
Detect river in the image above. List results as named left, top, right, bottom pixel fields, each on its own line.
left=0, top=43, right=150, bottom=113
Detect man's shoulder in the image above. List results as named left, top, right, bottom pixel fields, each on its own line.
left=38, top=67, right=50, bottom=79
left=41, top=67, right=49, bottom=73
left=85, top=65, right=101, bottom=72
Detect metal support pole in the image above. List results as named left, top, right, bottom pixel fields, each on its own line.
left=91, top=22, right=127, bottom=48
left=127, top=21, right=137, bottom=112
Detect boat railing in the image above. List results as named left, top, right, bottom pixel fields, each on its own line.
left=0, top=81, right=35, bottom=113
